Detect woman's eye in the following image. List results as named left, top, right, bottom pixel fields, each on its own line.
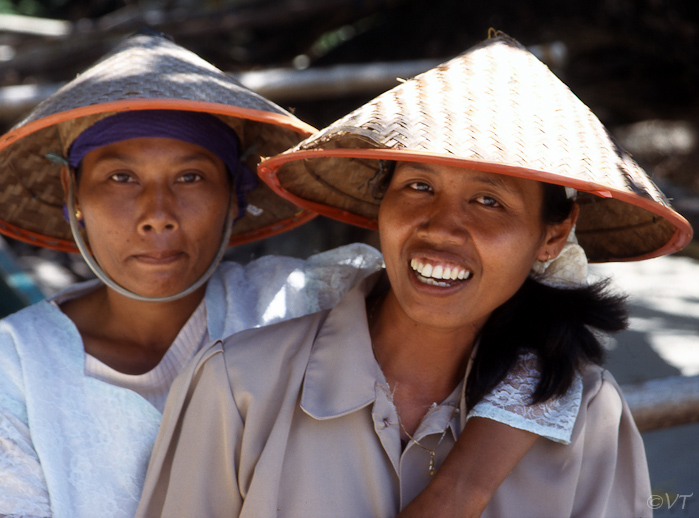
left=110, top=172, right=133, bottom=183
left=408, top=181, right=432, bottom=192
left=475, top=195, right=500, bottom=208
left=177, top=172, right=203, bottom=184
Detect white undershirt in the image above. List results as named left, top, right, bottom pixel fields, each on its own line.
left=50, top=297, right=209, bottom=413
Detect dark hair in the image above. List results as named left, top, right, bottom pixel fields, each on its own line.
left=370, top=160, right=395, bottom=200
left=465, top=183, right=627, bottom=410
left=465, top=277, right=627, bottom=410
left=373, top=161, right=627, bottom=409
left=541, top=181, right=574, bottom=225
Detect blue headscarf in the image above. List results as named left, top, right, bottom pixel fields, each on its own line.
left=68, top=109, right=257, bottom=218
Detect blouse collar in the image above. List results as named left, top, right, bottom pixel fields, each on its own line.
left=300, top=272, right=383, bottom=419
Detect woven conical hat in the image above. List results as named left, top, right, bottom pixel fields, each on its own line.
left=260, top=34, right=693, bottom=262
left=0, top=32, right=316, bottom=253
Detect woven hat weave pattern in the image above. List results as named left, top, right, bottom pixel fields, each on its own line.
left=260, top=34, right=693, bottom=262
left=0, top=32, right=316, bottom=252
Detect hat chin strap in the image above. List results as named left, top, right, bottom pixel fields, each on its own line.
left=66, top=171, right=235, bottom=303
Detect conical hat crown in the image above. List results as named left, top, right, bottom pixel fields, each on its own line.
left=260, top=34, right=692, bottom=262
left=0, top=32, right=316, bottom=252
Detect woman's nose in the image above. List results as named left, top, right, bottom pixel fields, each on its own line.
left=138, top=185, right=179, bottom=234
left=418, top=200, right=469, bottom=244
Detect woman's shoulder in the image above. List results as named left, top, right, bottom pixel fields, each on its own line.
left=0, top=284, right=88, bottom=386
left=579, top=364, right=623, bottom=402
left=1, top=279, right=101, bottom=331
left=0, top=298, right=59, bottom=338
left=576, top=364, right=634, bottom=429
left=0, top=299, right=64, bottom=419
left=217, top=243, right=383, bottom=286
left=202, top=310, right=328, bottom=401
left=0, top=288, right=88, bottom=341
left=221, top=310, right=329, bottom=363
left=166, top=311, right=330, bottom=430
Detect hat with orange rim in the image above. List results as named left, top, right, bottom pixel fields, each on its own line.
left=0, top=31, right=317, bottom=254
left=259, top=32, right=693, bottom=262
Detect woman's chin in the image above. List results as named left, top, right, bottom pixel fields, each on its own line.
left=108, top=276, right=202, bottom=300
left=100, top=258, right=213, bottom=300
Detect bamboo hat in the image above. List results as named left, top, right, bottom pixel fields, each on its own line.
left=0, top=31, right=317, bottom=253
left=260, top=34, right=693, bottom=262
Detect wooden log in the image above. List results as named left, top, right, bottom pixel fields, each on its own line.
left=238, top=59, right=441, bottom=101
left=622, top=375, right=699, bottom=432
left=0, top=14, right=71, bottom=37
left=0, top=59, right=440, bottom=124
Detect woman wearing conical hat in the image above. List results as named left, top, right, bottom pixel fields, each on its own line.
left=0, top=32, right=386, bottom=518
left=137, top=34, right=692, bottom=517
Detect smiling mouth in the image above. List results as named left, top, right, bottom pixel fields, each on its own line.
left=410, top=258, right=472, bottom=287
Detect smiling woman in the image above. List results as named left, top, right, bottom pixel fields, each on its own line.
left=378, top=163, right=566, bottom=338
left=137, top=34, right=692, bottom=518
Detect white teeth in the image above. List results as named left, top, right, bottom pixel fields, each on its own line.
left=422, top=277, right=450, bottom=287
left=410, top=259, right=471, bottom=283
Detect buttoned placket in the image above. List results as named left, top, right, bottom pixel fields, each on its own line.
left=371, top=373, right=464, bottom=509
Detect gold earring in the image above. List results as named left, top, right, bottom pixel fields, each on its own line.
left=75, top=209, right=82, bottom=220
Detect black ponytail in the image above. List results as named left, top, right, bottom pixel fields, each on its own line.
left=465, top=277, right=628, bottom=411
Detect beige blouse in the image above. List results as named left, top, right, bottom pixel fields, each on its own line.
left=137, top=276, right=652, bottom=518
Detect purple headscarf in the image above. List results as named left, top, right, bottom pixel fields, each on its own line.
left=68, top=109, right=257, bottom=218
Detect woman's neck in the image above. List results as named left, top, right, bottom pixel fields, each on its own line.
left=368, top=290, right=476, bottom=435
left=60, top=284, right=206, bottom=375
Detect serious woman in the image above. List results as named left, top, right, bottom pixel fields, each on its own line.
left=0, top=33, right=383, bottom=518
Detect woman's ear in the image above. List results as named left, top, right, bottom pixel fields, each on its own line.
left=60, top=166, right=82, bottom=219
left=537, top=203, right=579, bottom=261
